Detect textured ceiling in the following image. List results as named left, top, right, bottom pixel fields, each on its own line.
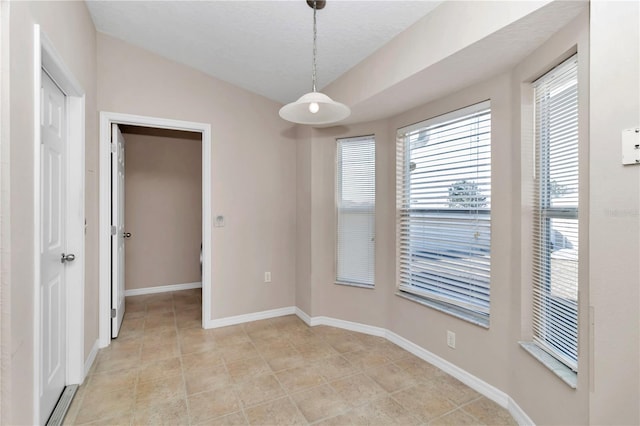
left=86, top=0, right=442, bottom=104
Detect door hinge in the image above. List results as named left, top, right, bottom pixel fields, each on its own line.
left=111, top=225, right=117, bottom=236
left=111, top=308, right=116, bottom=318
left=110, top=142, right=116, bottom=153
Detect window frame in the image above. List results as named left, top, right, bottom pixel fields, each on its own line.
left=335, top=134, right=376, bottom=288
left=396, top=101, right=492, bottom=326
left=530, top=54, right=580, bottom=372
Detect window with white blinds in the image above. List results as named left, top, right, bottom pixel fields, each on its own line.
left=532, top=55, right=579, bottom=371
left=336, top=135, right=375, bottom=287
left=396, top=101, right=491, bottom=324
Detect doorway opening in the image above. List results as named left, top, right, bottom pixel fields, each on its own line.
left=116, top=125, right=203, bottom=336
left=98, top=113, right=212, bottom=348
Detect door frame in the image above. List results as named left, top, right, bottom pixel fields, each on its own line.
left=98, top=112, right=212, bottom=348
left=33, top=26, right=86, bottom=423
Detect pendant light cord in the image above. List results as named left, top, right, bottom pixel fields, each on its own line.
left=312, top=0, right=317, bottom=92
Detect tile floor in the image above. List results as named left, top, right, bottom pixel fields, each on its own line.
left=63, top=289, right=517, bottom=425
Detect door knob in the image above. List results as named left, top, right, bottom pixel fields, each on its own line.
left=124, top=232, right=132, bottom=238
left=61, top=253, right=76, bottom=263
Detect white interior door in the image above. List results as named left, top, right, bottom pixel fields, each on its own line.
left=111, top=124, right=126, bottom=337
left=40, top=70, right=68, bottom=424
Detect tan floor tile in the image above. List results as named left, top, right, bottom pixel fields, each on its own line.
left=263, top=350, right=307, bottom=372
left=342, top=348, right=390, bottom=370
left=394, top=354, right=443, bottom=380
left=138, top=357, right=182, bottom=384
left=142, top=327, right=178, bottom=346
left=176, top=307, right=201, bottom=322
left=146, top=299, right=175, bottom=313
left=234, top=373, right=286, bottom=407
left=315, top=397, right=421, bottom=426
left=312, top=355, right=358, bottom=381
left=93, top=342, right=141, bottom=374
left=365, top=362, right=418, bottom=393
left=433, top=374, right=481, bottom=405
left=76, top=413, right=133, bottom=425
left=219, top=341, right=259, bottom=363
left=355, top=334, right=387, bottom=348
left=182, top=350, right=225, bottom=372
left=193, top=411, right=247, bottom=426
left=118, top=317, right=145, bottom=340
left=185, top=363, right=233, bottom=395
left=144, top=311, right=176, bottom=330
left=188, top=388, right=242, bottom=424
left=325, top=334, right=367, bottom=353
left=140, top=340, right=180, bottom=362
left=461, top=397, right=517, bottom=425
left=370, top=396, right=423, bottom=425
left=132, top=398, right=189, bottom=425
left=291, top=384, right=350, bottom=423
left=212, top=325, right=251, bottom=346
left=430, top=408, right=484, bottom=425
left=180, top=336, right=219, bottom=355
left=373, top=341, right=412, bottom=361
left=226, top=356, right=271, bottom=383
left=244, top=396, right=306, bottom=425
left=297, top=342, right=339, bottom=361
left=253, top=338, right=295, bottom=357
left=330, top=373, right=387, bottom=408
left=392, top=383, right=456, bottom=422
left=134, top=374, right=185, bottom=409
left=276, top=365, right=325, bottom=393
left=75, top=387, right=135, bottom=424
left=85, top=367, right=138, bottom=394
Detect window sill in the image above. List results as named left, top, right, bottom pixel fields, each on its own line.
left=395, top=291, right=489, bottom=328
left=335, top=281, right=374, bottom=289
left=519, top=342, right=577, bottom=389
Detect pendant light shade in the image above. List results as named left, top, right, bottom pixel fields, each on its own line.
left=279, top=0, right=350, bottom=126
left=279, top=92, right=350, bottom=125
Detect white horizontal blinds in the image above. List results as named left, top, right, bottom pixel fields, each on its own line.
left=397, top=101, right=491, bottom=318
left=532, top=54, right=579, bottom=371
left=336, top=135, right=375, bottom=286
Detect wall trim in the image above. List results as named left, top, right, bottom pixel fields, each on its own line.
left=124, top=281, right=201, bottom=297
left=205, top=306, right=296, bottom=329
left=83, top=339, right=99, bottom=380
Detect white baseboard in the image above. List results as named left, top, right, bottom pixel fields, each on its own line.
left=124, top=281, right=202, bottom=297
left=508, top=398, right=535, bottom=426
left=293, top=308, right=533, bottom=426
left=204, top=306, right=296, bottom=329
left=311, top=315, right=387, bottom=337
left=295, top=307, right=311, bottom=326
left=83, top=339, right=100, bottom=380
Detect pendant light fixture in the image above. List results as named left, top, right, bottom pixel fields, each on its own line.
left=279, top=0, right=350, bottom=126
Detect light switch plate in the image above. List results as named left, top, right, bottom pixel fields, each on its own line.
left=621, top=128, right=640, bottom=165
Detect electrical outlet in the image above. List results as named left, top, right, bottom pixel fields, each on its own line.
left=264, top=272, right=271, bottom=283
left=447, top=330, right=456, bottom=349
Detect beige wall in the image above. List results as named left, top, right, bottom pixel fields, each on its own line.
left=588, top=1, right=640, bottom=424
left=3, top=1, right=97, bottom=424
left=123, top=132, right=202, bottom=290
left=97, top=34, right=297, bottom=318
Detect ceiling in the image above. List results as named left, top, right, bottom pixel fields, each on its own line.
left=86, top=0, right=442, bottom=105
